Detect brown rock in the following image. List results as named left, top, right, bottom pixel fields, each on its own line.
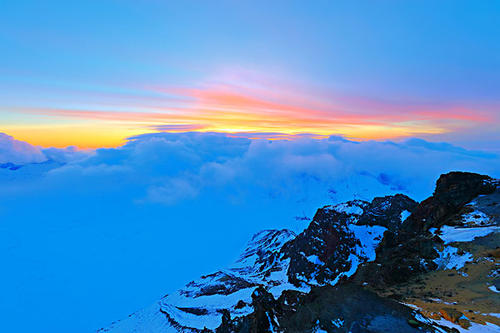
left=458, top=317, right=471, bottom=329
left=440, top=307, right=462, bottom=322
left=421, top=310, right=441, bottom=320
left=439, top=307, right=471, bottom=328
left=489, top=248, right=500, bottom=259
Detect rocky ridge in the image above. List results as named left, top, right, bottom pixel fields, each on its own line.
left=100, top=172, right=500, bottom=333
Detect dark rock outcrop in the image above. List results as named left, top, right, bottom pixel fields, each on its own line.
left=403, top=172, right=497, bottom=233
left=282, top=194, right=416, bottom=287
left=281, top=205, right=362, bottom=286
left=217, top=284, right=456, bottom=333
left=357, top=194, right=417, bottom=232
left=356, top=172, right=498, bottom=287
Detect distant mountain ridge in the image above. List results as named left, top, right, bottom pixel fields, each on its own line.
left=101, top=172, right=500, bottom=333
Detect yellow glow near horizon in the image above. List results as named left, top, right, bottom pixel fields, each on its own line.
left=3, top=125, right=144, bottom=148
left=2, top=119, right=449, bottom=149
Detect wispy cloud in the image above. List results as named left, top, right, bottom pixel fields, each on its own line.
left=5, top=72, right=493, bottom=147
left=149, top=124, right=206, bottom=132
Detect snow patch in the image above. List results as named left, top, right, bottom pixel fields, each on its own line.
left=488, top=285, right=499, bottom=293
left=434, top=246, right=473, bottom=270
left=328, top=202, right=365, bottom=215
left=331, top=318, right=344, bottom=328
left=99, top=303, right=177, bottom=333
left=461, top=209, right=492, bottom=226
left=400, top=210, right=411, bottom=222
left=348, top=224, right=387, bottom=261
left=430, top=226, right=499, bottom=244
left=432, top=318, right=500, bottom=333
left=325, top=224, right=387, bottom=286
left=305, top=254, right=324, bottom=266
left=313, top=320, right=328, bottom=333
left=161, top=287, right=256, bottom=329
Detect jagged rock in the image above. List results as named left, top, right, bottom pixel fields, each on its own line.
left=277, top=290, right=306, bottom=311
left=217, top=287, right=281, bottom=333
left=356, top=172, right=498, bottom=287
left=281, top=205, right=362, bottom=286
left=249, top=287, right=281, bottom=332
left=357, top=194, right=417, bottom=232
left=354, top=233, right=439, bottom=286
left=403, top=172, right=497, bottom=233
left=281, top=195, right=412, bottom=286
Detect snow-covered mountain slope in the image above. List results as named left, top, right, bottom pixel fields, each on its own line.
left=99, top=229, right=299, bottom=332
left=101, top=172, right=500, bottom=333
left=100, top=195, right=417, bottom=332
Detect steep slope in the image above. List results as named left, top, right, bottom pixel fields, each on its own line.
left=101, top=172, right=500, bottom=333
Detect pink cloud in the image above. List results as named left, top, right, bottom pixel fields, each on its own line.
left=11, top=73, right=493, bottom=146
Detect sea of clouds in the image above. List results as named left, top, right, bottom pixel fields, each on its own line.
left=0, top=131, right=499, bottom=333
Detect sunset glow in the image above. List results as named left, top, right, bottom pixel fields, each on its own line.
left=2, top=81, right=491, bottom=148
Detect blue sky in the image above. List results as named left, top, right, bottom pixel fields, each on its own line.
left=0, top=1, right=498, bottom=148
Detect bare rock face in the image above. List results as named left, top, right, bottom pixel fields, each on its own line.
left=281, top=203, right=363, bottom=286
left=282, top=195, right=417, bottom=287
left=403, top=172, right=497, bottom=233
left=355, top=234, right=439, bottom=287
left=357, top=194, right=417, bottom=232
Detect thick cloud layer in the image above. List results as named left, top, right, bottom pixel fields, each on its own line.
left=0, top=133, right=47, bottom=164
left=74, top=132, right=499, bottom=206
left=0, top=132, right=498, bottom=333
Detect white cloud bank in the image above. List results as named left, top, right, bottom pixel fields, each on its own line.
left=0, top=131, right=498, bottom=333
left=2, top=132, right=498, bottom=205
left=0, top=133, right=47, bottom=164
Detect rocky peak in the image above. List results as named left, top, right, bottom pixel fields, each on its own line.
left=235, top=229, right=296, bottom=270
left=434, top=171, right=497, bottom=203
left=357, top=172, right=499, bottom=287
left=280, top=204, right=362, bottom=286
left=281, top=194, right=411, bottom=287
left=357, top=194, right=417, bottom=232
left=403, top=172, right=498, bottom=233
